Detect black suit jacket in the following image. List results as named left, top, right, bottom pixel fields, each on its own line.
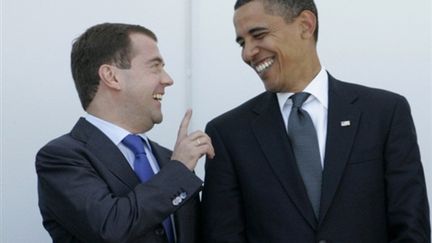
left=202, top=75, right=430, bottom=243
left=36, top=118, right=203, bottom=243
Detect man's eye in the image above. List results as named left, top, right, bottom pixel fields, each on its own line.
left=238, top=41, right=245, bottom=48
left=253, top=32, right=266, bottom=39
left=150, top=63, right=163, bottom=73
left=152, top=63, right=162, bottom=69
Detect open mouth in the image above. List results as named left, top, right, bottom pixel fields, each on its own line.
left=254, top=57, right=274, bottom=74
left=152, top=93, right=163, bottom=101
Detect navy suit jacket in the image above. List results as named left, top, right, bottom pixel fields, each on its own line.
left=36, top=118, right=203, bottom=243
left=202, top=74, right=430, bottom=243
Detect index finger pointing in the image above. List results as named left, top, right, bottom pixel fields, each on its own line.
left=177, top=109, right=192, bottom=139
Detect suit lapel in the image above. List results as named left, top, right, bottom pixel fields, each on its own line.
left=251, top=93, right=318, bottom=229
left=71, top=118, right=140, bottom=189
left=318, top=76, right=361, bottom=224
left=148, top=140, right=172, bottom=169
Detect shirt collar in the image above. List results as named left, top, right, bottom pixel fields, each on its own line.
left=84, top=113, right=151, bottom=148
left=277, top=67, right=328, bottom=109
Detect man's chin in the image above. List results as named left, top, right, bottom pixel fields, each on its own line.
left=263, top=80, right=279, bottom=93
left=153, top=115, right=163, bottom=125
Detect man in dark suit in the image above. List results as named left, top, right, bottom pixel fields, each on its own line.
left=201, top=0, right=430, bottom=242
left=36, top=23, right=214, bottom=243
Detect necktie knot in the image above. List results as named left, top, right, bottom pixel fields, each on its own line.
left=291, top=92, right=310, bottom=108
left=122, top=134, right=146, bottom=156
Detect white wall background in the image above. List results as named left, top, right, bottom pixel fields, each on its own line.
left=1, top=0, right=431, bottom=242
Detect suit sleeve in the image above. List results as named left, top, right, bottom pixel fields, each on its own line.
left=201, top=122, right=248, bottom=243
left=36, top=142, right=203, bottom=243
left=385, top=96, right=430, bottom=242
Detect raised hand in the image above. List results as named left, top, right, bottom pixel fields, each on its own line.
left=171, top=109, right=215, bottom=171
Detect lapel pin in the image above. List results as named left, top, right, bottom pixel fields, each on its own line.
left=341, top=120, right=351, bottom=127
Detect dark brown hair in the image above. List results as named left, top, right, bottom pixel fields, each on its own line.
left=71, top=23, right=157, bottom=110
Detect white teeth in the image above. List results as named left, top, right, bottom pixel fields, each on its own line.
left=153, top=94, right=163, bottom=101
left=255, top=58, right=274, bottom=73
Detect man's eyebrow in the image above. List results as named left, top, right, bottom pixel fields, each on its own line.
left=236, top=27, right=268, bottom=43
left=249, top=27, right=267, bottom=34
left=147, top=57, right=164, bottom=65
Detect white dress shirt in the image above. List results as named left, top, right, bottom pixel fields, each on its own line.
left=84, top=113, right=161, bottom=173
left=276, top=68, right=328, bottom=167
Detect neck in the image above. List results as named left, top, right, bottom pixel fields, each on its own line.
left=86, top=102, right=151, bottom=134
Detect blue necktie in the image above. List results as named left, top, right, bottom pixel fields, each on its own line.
left=288, top=92, right=322, bottom=218
left=122, top=134, right=175, bottom=243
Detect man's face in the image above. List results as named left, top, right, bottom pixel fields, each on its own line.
left=116, top=33, right=173, bottom=131
left=234, top=1, right=314, bottom=92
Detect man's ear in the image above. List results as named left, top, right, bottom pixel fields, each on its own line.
left=298, top=10, right=317, bottom=40
left=98, top=64, right=121, bottom=90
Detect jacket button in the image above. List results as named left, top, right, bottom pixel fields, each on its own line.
left=155, top=227, right=165, bottom=236
left=172, top=196, right=182, bottom=206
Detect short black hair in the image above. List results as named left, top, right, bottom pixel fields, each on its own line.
left=234, top=0, right=319, bottom=41
left=70, top=23, right=157, bottom=110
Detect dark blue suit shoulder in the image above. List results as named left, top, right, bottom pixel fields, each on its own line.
left=208, top=91, right=271, bottom=125
left=334, top=79, right=405, bottom=102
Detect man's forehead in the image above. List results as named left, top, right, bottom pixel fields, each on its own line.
left=129, top=33, right=164, bottom=61
left=234, top=3, right=274, bottom=32
left=234, top=1, right=270, bottom=24
left=130, top=33, right=157, bottom=46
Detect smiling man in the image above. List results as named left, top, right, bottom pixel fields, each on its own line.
left=201, top=0, right=430, bottom=242
left=36, top=23, right=214, bottom=243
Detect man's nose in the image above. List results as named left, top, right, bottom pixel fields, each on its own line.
left=161, top=70, right=174, bottom=86
left=242, top=42, right=259, bottom=64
